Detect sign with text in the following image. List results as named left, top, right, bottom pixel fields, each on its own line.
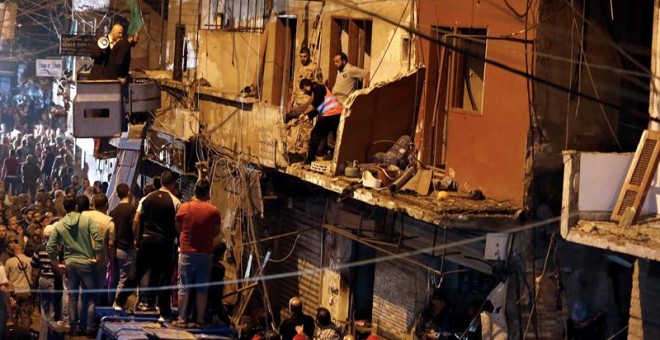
left=36, top=59, right=63, bottom=78
left=59, top=34, right=96, bottom=56
left=72, top=0, right=109, bottom=11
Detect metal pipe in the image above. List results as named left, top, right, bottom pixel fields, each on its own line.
left=389, top=165, right=415, bottom=193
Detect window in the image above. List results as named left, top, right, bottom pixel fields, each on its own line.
left=267, top=16, right=297, bottom=106
left=441, top=27, right=487, bottom=114
left=329, top=18, right=372, bottom=88
left=205, top=0, right=268, bottom=31
left=426, top=27, right=487, bottom=167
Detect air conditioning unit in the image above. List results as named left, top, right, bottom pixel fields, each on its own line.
left=72, top=80, right=122, bottom=137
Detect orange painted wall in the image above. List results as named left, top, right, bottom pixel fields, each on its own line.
left=417, top=0, right=532, bottom=207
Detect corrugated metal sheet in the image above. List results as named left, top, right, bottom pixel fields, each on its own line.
left=107, top=148, right=141, bottom=211
left=275, top=199, right=324, bottom=319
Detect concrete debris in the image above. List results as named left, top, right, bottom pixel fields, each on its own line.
left=569, top=220, right=660, bottom=261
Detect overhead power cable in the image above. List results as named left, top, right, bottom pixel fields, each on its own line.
left=20, top=213, right=566, bottom=295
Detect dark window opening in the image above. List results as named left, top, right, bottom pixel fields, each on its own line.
left=84, top=108, right=110, bottom=118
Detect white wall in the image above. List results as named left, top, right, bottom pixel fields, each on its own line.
left=578, top=152, right=660, bottom=214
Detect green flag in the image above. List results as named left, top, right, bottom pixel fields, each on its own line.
left=125, top=0, right=143, bottom=35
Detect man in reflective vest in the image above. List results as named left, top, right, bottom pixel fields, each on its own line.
left=298, top=78, right=344, bottom=165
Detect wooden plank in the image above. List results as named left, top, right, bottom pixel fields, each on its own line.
left=432, top=43, right=450, bottom=167
left=348, top=20, right=359, bottom=66
left=328, top=19, right=343, bottom=89
left=611, top=130, right=660, bottom=224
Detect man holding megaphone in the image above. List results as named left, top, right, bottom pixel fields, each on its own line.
left=89, top=24, right=124, bottom=81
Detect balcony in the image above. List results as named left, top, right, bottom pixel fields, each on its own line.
left=561, top=151, right=660, bottom=260
left=149, top=67, right=522, bottom=228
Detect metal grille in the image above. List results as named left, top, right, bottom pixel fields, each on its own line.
left=207, top=0, right=268, bottom=32
left=276, top=198, right=323, bottom=320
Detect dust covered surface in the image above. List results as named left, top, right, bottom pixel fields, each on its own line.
left=568, top=219, right=660, bottom=260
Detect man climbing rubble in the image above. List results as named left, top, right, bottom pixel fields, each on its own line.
left=297, top=78, right=344, bottom=165
left=287, top=47, right=324, bottom=121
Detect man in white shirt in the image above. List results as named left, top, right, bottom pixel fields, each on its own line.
left=331, top=52, right=370, bottom=104
left=4, top=237, right=33, bottom=328
left=82, top=193, right=115, bottom=306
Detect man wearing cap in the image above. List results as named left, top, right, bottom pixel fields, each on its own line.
left=297, top=79, right=344, bottom=165
left=4, top=236, right=33, bottom=328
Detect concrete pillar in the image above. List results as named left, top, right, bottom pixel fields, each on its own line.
left=627, top=259, right=660, bottom=339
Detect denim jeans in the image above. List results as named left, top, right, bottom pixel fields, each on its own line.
left=3, top=177, right=20, bottom=196
left=39, top=276, right=57, bottom=340
left=111, top=249, right=134, bottom=303
left=177, top=253, right=212, bottom=321
left=66, top=262, right=98, bottom=332
left=116, top=236, right=174, bottom=317
left=61, top=273, right=69, bottom=324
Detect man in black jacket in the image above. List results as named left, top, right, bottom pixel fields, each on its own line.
left=279, top=297, right=315, bottom=340
left=88, top=24, right=124, bottom=81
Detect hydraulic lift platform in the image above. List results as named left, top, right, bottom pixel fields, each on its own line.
left=48, top=308, right=237, bottom=340
left=96, top=315, right=238, bottom=340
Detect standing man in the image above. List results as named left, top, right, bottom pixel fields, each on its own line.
left=297, top=79, right=344, bottom=165
left=331, top=52, right=369, bottom=104
left=4, top=236, right=33, bottom=329
left=2, top=149, right=20, bottom=196
left=314, top=307, right=343, bottom=340
left=89, top=24, right=124, bottom=80
left=46, top=195, right=103, bottom=336
left=279, top=297, right=315, bottom=340
left=108, top=33, right=139, bottom=83
left=114, top=170, right=181, bottom=322
left=172, top=179, right=221, bottom=328
left=82, top=193, right=114, bottom=306
left=108, top=183, right=136, bottom=304
left=414, top=289, right=453, bottom=340
left=288, top=47, right=324, bottom=119
left=22, top=155, right=41, bottom=199
left=31, top=224, right=59, bottom=340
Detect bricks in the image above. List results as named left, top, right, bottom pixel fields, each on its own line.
left=627, top=259, right=660, bottom=340
left=372, top=260, right=419, bottom=339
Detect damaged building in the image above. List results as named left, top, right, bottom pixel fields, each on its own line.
left=63, top=0, right=660, bottom=339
